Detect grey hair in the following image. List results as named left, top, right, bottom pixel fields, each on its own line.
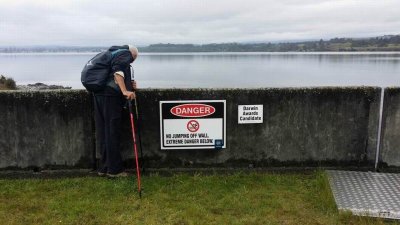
left=128, top=45, right=139, bottom=59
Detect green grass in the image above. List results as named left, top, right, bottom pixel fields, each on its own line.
left=0, top=171, right=398, bottom=225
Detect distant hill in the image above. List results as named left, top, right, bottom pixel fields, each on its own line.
left=0, top=46, right=106, bottom=53
left=139, top=35, right=400, bottom=52
left=1, top=35, right=400, bottom=53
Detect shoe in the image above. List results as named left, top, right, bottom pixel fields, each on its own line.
left=97, top=167, right=107, bottom=176
left=107, top=172, right=129, bottom=178
left=97, top=171, right=106, bottom=176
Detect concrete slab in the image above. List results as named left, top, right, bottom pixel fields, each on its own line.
left=327, top=170, right=400, bottom=220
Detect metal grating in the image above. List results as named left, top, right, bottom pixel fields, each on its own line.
left=327, top=170, right=400, bottom=220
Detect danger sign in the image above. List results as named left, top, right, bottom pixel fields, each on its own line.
left=160, top=100, right=226, bottom=150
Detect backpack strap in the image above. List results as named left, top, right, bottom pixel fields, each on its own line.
left=111, top=49, right=130, bottom=58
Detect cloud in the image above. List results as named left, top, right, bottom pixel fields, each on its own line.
left=0, top=0, right=399, bottom=46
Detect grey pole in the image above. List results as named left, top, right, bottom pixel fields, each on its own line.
left=375, top=87, right=385, bottom=171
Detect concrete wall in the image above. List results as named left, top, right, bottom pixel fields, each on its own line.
left=0, top=87, right=387, bottom=170
left=125, top=87, right=381, bottom=169
left=380, top=87, right=400, bottom=167
left=0, top=90, right=94, bottom=169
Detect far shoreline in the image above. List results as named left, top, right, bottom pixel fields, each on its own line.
left=1, top=51, right=400, bottom=56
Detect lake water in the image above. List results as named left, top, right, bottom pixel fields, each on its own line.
left=0, top=52, right=399, bottom=89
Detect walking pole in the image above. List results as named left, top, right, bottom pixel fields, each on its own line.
left=128, top=100, right=142, bottom=198
left=134, top=98, right=145, bottom=172
left=130, top=68, right=144, bottom=171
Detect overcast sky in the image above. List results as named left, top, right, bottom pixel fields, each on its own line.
left=0, top=0, right=399, bottom=46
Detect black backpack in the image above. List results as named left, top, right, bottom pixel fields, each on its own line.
left=81, top=50, right=113, bottom=92
left=81, top=46, right=132, bottom=92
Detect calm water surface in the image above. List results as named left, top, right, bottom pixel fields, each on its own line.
left=0, top=52, right=399, bottom=89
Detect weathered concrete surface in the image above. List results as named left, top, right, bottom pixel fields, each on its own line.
left=119, top=87, right=381, bottom=169
left=380, top=87, right=400, bottom=167
left=0, top=88, right=382, bottom=170
left=0, top=90, right=94, bottom=169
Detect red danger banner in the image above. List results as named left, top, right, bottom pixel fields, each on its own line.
left=171, top=104, right=216, bottom=117
left=160, top=100, right=226, bottom=150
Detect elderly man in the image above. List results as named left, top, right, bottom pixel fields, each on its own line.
left=94, top=45, right=138, bottom=177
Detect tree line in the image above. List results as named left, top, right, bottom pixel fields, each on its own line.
left=139, top=35, right=400, bottom=52
left=1, top=35, right=399, bottom=53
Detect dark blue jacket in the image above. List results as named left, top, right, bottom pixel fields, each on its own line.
left=101, top=45, right=134, bottom=96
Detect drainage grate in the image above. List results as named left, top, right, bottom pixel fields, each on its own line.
left=327, top=170, right=400, bottom=220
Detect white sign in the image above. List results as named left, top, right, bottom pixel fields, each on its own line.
left=160, top=100, right=226, bottom=150
left=238, top=105, right=263, bottom=124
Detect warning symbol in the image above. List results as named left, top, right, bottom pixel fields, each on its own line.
left=187, top=120, right=200, bottom=132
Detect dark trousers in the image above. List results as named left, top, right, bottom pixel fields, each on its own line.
left=94, top=94, right=124, bottom=174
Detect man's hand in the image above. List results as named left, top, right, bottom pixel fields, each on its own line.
left=114, top=73, right=136, bottom=100
left=123, top=91, right=136, bottom=100
left=131, top=80, right=137, bottom=91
